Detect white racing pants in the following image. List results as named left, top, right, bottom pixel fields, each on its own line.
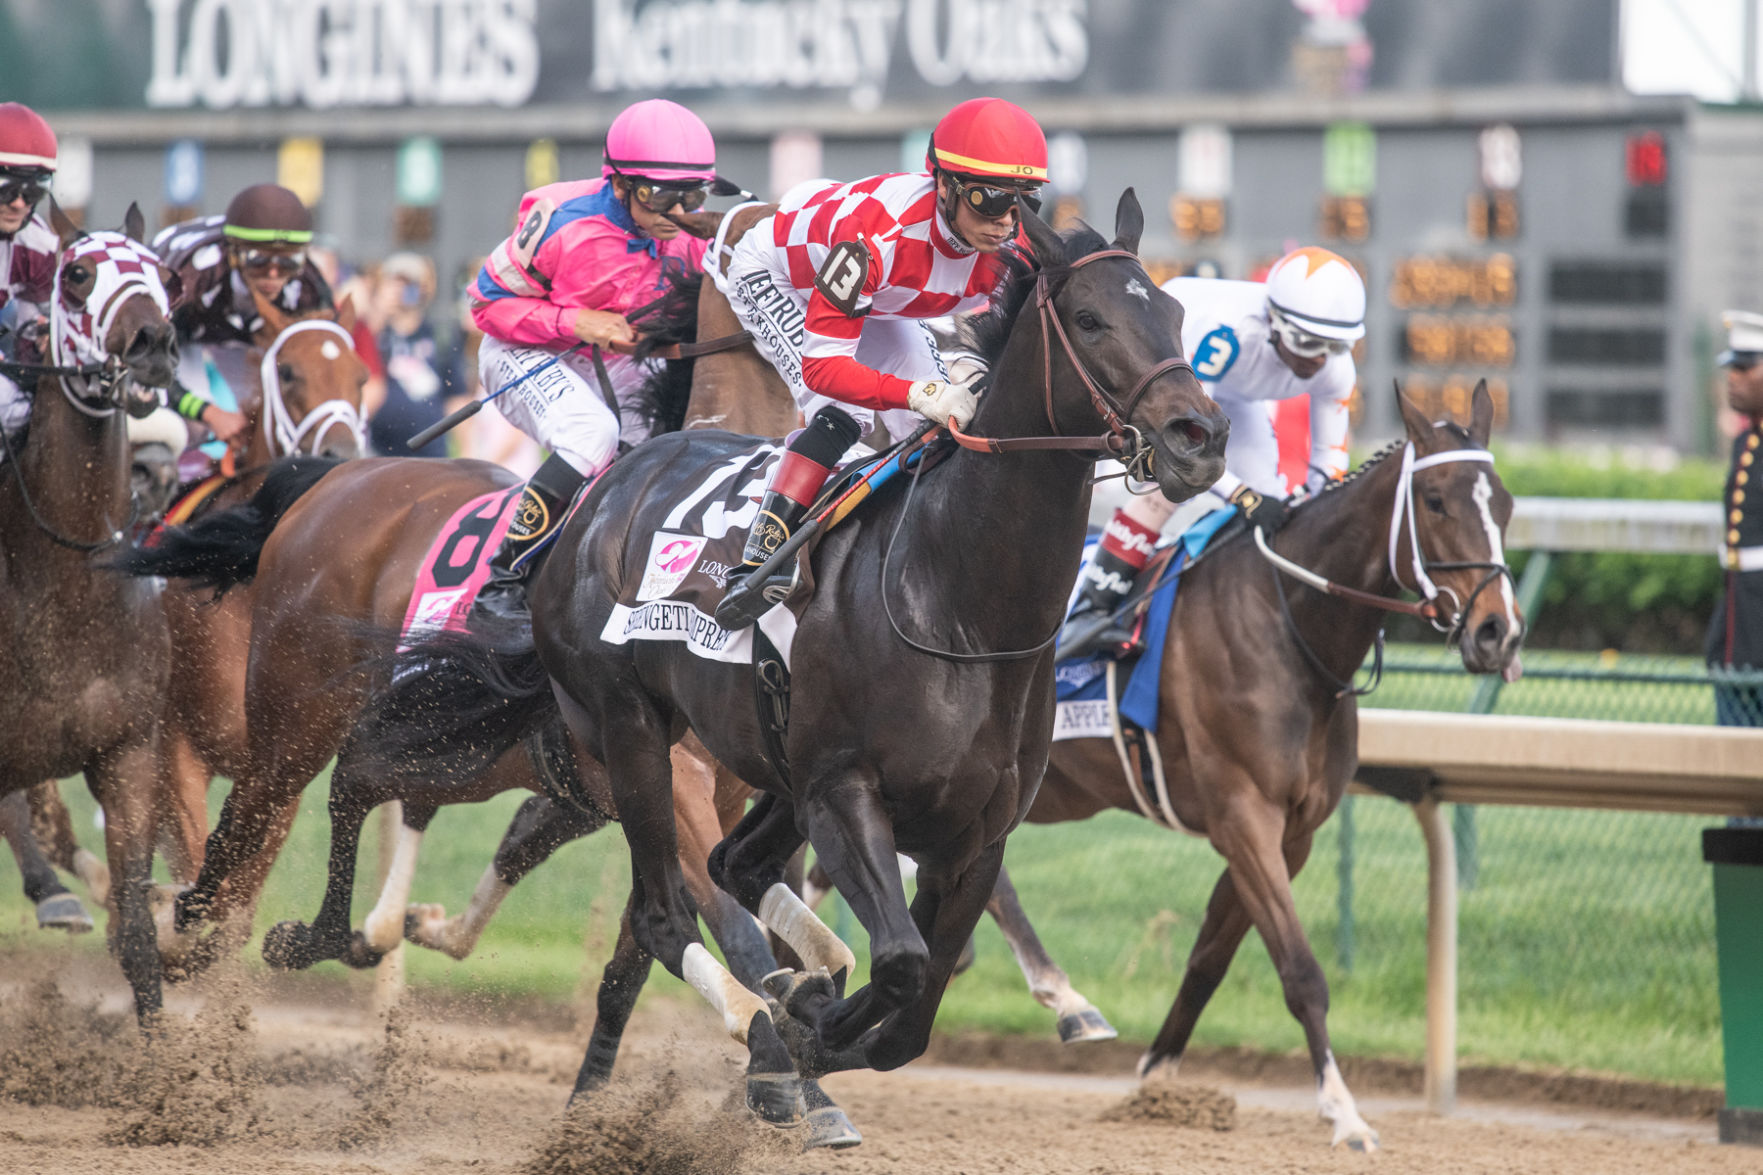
left=719, top=229, right=943, bottom=440
left=478, top=337, right=660, bottom=478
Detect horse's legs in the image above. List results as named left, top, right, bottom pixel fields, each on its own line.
left=360, top=801, right=432, bottom=954
left=153, top=725, right=213, bottom=884
left=28, top=781, right=109, bottom=903
left=571, top=889, right=655, bottom=1098
left=260, top=763, right=380, bottom=971
left=985, top=864, right=1116, bottom=1043
left=406, top=795, right=603, bottom=959
left=712, top=792, right=855, bottom=988
left=1138, top=868, right=1256, bottom=1079
left=0, top=789, right=90, bottom=932
left=87, top=743, right=165, bottom=1021
left=174, top=766, right=310, bottom=936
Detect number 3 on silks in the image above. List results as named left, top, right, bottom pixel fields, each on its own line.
left=815, top=239, right=870, bottom=317
left=1191, top=325, right=1239, bottom=382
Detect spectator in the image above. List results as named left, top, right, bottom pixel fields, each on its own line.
left=1709, top=310, right=1763, bottom=728
left=367, top=252, right=454, bottom=458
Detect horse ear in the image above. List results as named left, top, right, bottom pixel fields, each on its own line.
left=250, top=283, right=290, bottom=341
left=1111, top=188, right=1143, bottom=256
left=48, top=197, right=81, bottom=249
left=1395, top=379, right=1435, bottom=445
left=333, top=291, right=357, bottom=333
left=1017, top=198, right=1063, bottom=269
left=122, top=202, right=147, bottom=245
left=1469, top=377, right=1495, bottom=448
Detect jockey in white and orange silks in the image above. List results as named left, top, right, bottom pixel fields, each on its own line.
left=467, top=98, right=726, bottom=617
left=1059, top=247, right=1367, bottom=659
left=712, top=96, right=1049, bottom=628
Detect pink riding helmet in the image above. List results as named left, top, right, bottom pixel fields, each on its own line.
left=602, top=99, right=720, bottom=186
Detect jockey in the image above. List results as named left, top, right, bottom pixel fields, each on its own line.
left=0, top=102, right=60, bottom=448
left=151, top=183, right=334, bottom=452
left=713, top=96, right=1047, bottom=628
left=1059, top=247, right=1365, bottom=659
left=468, top=98, right=722, bottom=618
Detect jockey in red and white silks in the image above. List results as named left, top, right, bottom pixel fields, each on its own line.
left=0, top=102, right=61, bottom=450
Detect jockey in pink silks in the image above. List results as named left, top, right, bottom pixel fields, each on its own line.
left=468, top=98, right=733, bottom=617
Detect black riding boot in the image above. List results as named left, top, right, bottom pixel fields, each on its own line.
left=715, top=406, right=862, bottom=630
left=472, top=453, right=587, bottom=623
left=1056, top=546, right=1146, bottom=660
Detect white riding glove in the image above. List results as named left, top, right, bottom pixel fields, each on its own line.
left=908, top=375, right=980, bottom=431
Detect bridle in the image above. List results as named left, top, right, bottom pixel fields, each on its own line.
left=257, top=318, right=365, bottom=458
left=1253, top=442, right=1520, bottom=695
left=886, top=248, right=1197, bottom=664
left=945, top=249, right=1195, bottom=485
left=0, top=231, right=170, bottom=551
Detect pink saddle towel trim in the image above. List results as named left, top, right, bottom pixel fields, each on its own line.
left=398, top=486, right=523, bottom=649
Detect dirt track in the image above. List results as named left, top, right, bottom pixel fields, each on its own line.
left=0, top=958, right=1754, bottom=1175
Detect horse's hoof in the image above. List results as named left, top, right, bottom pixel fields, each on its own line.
left=150, top=884, right=192, bottom=954
left=340, top=930, right=388, bottom=970
left=403, top=903, right=447, bottom=946
left=762, top=966, right=837, bottom=1023
left=1057, top=1008, right=1119, bottom=1044
left=36, top=893, right=94, bottom=934
left=745, top=1071, right=805, bottom=1127
left=261, top=920, right=313, bottom=970
left=801, top=1104, right=862, bottom=1150
left=1333, top=1125, right=1381, bottom=1153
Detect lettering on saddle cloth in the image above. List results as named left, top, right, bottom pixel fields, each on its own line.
left=599, top=444, right=803, bottom=666
left=398, top=487, right=523, bottom=649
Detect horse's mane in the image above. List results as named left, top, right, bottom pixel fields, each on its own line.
left=957, top=221, right=1113, bottom=368
left=1295, top=419, right=1479, bottom=511
left=628, top=265, right=703, bottom=436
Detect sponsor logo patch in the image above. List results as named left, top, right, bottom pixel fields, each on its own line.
left=637, top=531, right=708, bottom=601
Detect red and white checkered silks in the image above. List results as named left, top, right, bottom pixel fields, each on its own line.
left=50, top=233, right=172, bottom=387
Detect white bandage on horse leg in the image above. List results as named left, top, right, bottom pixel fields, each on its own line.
left=682, top=942, right=769, bottom=1043
left=758, top=881, right=857, bottom=980
left=1318, top=1050, right=1379, bottom=1150
left=362, top=823, right=425, bottom=952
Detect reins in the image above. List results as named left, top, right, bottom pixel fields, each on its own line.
left=0, top=389, right=139, bottom=552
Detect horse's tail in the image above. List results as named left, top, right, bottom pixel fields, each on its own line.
left=631, top=267, right=702, bottom=436
left=347, top=617, right=559, bottom=785
left=112, top=455, right=344, bottom=594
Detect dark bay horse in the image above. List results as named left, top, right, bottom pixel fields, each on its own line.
left=355, top=193, right=1229, bottom=1120
left=0, top=202, right=179, bottom=1019
left=972, top=381, right=1523, bottom=1150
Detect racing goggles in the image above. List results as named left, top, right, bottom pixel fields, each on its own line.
left=0, top=175, right=49, bottom=208
left=237, top=248, right=306, bottom=275
left=629, top=179, right=709, bottom=214
left=951, top=177, right=1042, bottom=220
left=1271, top=313, right=1353, bottom=359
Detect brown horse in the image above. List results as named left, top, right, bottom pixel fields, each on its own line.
left=0, top=203, right=179, bottom=1019
left=955, top=382, right=1523, bottom=1150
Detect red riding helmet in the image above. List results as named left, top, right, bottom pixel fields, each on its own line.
left=0, top=102, right=57, bottom=177
left=926, top=98, right=1048, bottom=186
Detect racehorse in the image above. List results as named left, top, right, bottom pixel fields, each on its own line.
left=0, top=202, right=179, bottom=1019
left=353, top=193, right=1229, bottom=1119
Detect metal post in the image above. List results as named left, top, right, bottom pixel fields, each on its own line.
left=1336, top=794, right=1355, bottom=973
left=1746, top=0, right=1760, bottom=103
left=372, top=800, right=405, bottom=1015
left=1415, top=796, right=1457, bottom=1113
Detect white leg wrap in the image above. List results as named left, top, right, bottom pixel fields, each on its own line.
left=362, top=825, right=425, bottom=952
left=1318, top=1051, right=1379, bottom=1150
left=445, top=864, right=512, bottom=959
left=758, top=881, right=857, bottom=980
left=682, top=942, right=769, bottom=1043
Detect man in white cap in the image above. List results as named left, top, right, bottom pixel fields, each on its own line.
left=1709, top=310, right=1763, bottom=727
left=1060, top=246, right=1365, bottom=659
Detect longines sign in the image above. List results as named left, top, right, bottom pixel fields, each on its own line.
left=141, top=0, right=1088, bottom=111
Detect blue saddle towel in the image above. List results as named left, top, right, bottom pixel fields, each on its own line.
left=1051, top=506, right=1235, bottom=741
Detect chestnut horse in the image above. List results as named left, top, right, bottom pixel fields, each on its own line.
left=0, top=203, right=179, bottom=1019
left=353, top=195, right=1229, bottom=1123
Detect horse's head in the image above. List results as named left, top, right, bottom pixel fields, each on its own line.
left=48, top=200, right=179, bottom=417
left=247, top=288, right=368, bottom=459
left=1393, top=378, right=1525, bottom=677
left=1013, top=190, right=1228, bottom=501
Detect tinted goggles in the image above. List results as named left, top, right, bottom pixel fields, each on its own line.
left=953, top=178, right=1042, bottom=220
left=237, top=248, right=306, bottom=275
left=0, top=178, right=48, bottom=208
left=1273, top=318, right=1352, bottom=359
left=630, top=180, right=708, bottom=214
left=1729, top=352, right=1762, bottom=373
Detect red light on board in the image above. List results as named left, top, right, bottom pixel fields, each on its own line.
left=1625, top=132, right=1667, bottom=186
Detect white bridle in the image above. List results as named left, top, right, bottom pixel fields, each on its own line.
left=49, top=232, right=171, bottom=415
left=1388, top=442, right=1497, bottom=605
left=257, top=319, right=365, bottom=457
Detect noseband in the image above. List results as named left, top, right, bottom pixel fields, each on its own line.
left=258, top=319, right=365, bottom=457
left=948, top=249, right=1194, bottom=480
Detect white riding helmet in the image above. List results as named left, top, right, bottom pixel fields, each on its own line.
left=1264, top=247, right=1366, bottom=354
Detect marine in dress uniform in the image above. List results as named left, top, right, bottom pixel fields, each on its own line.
left=1708, top=310, right=1763, bottom=726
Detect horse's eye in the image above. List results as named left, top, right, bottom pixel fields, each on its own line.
left=1424, top=493, right=1447, bottom=516
left=63, top=264, right=89, bottom=286
left=1075, top=311, right=1101, bottom=331
left=277, top=363, right=297, bottom=384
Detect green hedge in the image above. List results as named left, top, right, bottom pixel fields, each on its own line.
left=1386, top=445, right=1729, bottom=653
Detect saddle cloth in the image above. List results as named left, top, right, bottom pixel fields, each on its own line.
left=597, top=442, right=805, bottom=668
left=398, top=486, right=524, bottom=649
